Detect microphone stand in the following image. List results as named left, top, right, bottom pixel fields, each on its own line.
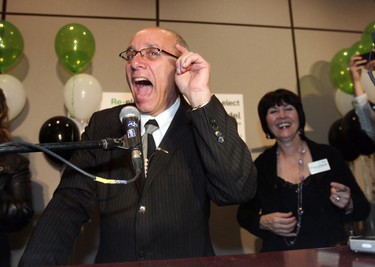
left=0, top=138, right=142, bottom=185
left=0, top=138, right=125, bottom=154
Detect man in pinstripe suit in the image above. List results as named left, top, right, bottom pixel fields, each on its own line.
left=19, top=27, right=257, bottom=266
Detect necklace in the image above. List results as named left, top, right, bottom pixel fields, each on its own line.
left=278, top=142, right=306, bottom=246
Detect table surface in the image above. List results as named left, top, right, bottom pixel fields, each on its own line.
left=58, top=245, right=375, bottom=267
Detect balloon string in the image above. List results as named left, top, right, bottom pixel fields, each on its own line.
left=71, top=75, right=76, bottom=118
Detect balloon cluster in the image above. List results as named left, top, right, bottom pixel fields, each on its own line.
left=0, top=21, right=102, bottom=166
left=55, top=23, right=103, bottom=123
left=329, top=106, right=375, bottom=161
left=0, top=20, right=27, bottom=121
left=329, top=21, right=375, bottom=95
left=37, top=23, right=103, bottom=166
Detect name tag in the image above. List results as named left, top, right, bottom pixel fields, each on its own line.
left=308, top=159, right=331, bottom=175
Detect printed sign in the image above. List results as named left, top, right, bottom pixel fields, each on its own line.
left=99, top=92, right=246, bottom=141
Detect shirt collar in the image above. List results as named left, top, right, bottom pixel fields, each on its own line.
left=140, top=97, right=180, bottom=137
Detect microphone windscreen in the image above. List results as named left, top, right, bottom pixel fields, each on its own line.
left=119, top=105, right=140, bottom=122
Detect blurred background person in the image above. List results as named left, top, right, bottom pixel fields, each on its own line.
left=237, top=88, right=369, bottom=252
left=350, top=52, right=375, bottom=142
left=350, top=52, right=375, bottom=235
left=0, top=89, right=34, bottom=267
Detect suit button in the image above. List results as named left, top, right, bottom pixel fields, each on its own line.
left=138, top=251, right=145, bottom=260
left=215, top=130, right=222, bottom=137
left=209, top=118, right=219, bottom=130
left=215, top=131, right=224, bottom=143
left=139, top=206, right=146, bottom=214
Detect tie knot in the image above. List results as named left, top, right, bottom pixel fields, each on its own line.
left=145, top=119, right=159, bottom=134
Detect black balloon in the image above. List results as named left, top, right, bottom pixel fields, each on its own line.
left=341, top=109, right=375, bottom=156
left=39, top=116, right=80, bottom=165
left=328, top=118, right=360, bottom=161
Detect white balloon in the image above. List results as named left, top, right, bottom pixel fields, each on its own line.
left=64, top=74, right=103, bottom=122
left=334, top=89, right=354, bottom=116
left=361, top=70, right=375, bottom=103
left=0, top=74, right=27, bottom=121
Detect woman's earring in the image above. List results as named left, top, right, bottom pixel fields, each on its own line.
left=266, top=133, right=271, bottom=139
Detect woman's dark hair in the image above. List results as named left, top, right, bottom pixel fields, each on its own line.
left=0, top=88, right=10, bottom=143
left=258, top=88, right=306, bottom=139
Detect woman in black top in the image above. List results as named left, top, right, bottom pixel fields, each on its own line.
left=237, top=89, right=370, bottom=252
left=0, top=89, right=33, bottom=266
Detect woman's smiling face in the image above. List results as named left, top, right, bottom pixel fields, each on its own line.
left=266, top=102, right=300, bottom=141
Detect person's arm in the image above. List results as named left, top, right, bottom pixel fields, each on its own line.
left=237, top=154, right=288, bottom=239
left=352, top=94, right=375, bottom=142
left=238, top=199, right=295, bottom=240
left=330, top=146, right=370, bottom=221
left=174, top=44, right=257, bottom=205
left=350, top=54, right=375, bottom=142
left=0, top=155, right=33, bottom=232
left=237, top=198, right=264, bottom=237
left=174, top=44, right=212, bottom=109
left=190, top=96, right=257, bottom=205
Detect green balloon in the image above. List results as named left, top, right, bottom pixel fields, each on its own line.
left=329, top=48, right=354, bottom=94
left=362, top=20, right=375, bottom=38
left=55, top=23, right=95, bottom=73
left=351, top=38, right=373, bottom=56
left=0, top=20, right=24, bottom=72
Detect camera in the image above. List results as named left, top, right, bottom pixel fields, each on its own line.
left=358, top=51, right=375, bottom=66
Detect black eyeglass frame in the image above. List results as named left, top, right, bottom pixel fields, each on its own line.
left=119, top=47, right=178, bottom=62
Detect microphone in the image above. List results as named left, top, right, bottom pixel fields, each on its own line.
left=119, top=105, right=143, bottom=174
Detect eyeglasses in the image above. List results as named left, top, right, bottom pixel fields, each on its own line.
left=119, top=47, right=178, bottom=62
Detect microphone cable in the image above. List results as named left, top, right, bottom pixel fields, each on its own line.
left=0, top=141, right=142, bottom=185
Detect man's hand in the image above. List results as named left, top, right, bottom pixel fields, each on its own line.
left=174, top=44, right=212, bottom=108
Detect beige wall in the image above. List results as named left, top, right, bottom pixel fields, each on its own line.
left=4, top=0, right=375, bottom=265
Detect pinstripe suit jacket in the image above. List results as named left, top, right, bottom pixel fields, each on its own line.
left=19, top=95, right=257, bottom=266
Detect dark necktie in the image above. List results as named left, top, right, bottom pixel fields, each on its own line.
left=143, top=119, right=159, bottom=176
